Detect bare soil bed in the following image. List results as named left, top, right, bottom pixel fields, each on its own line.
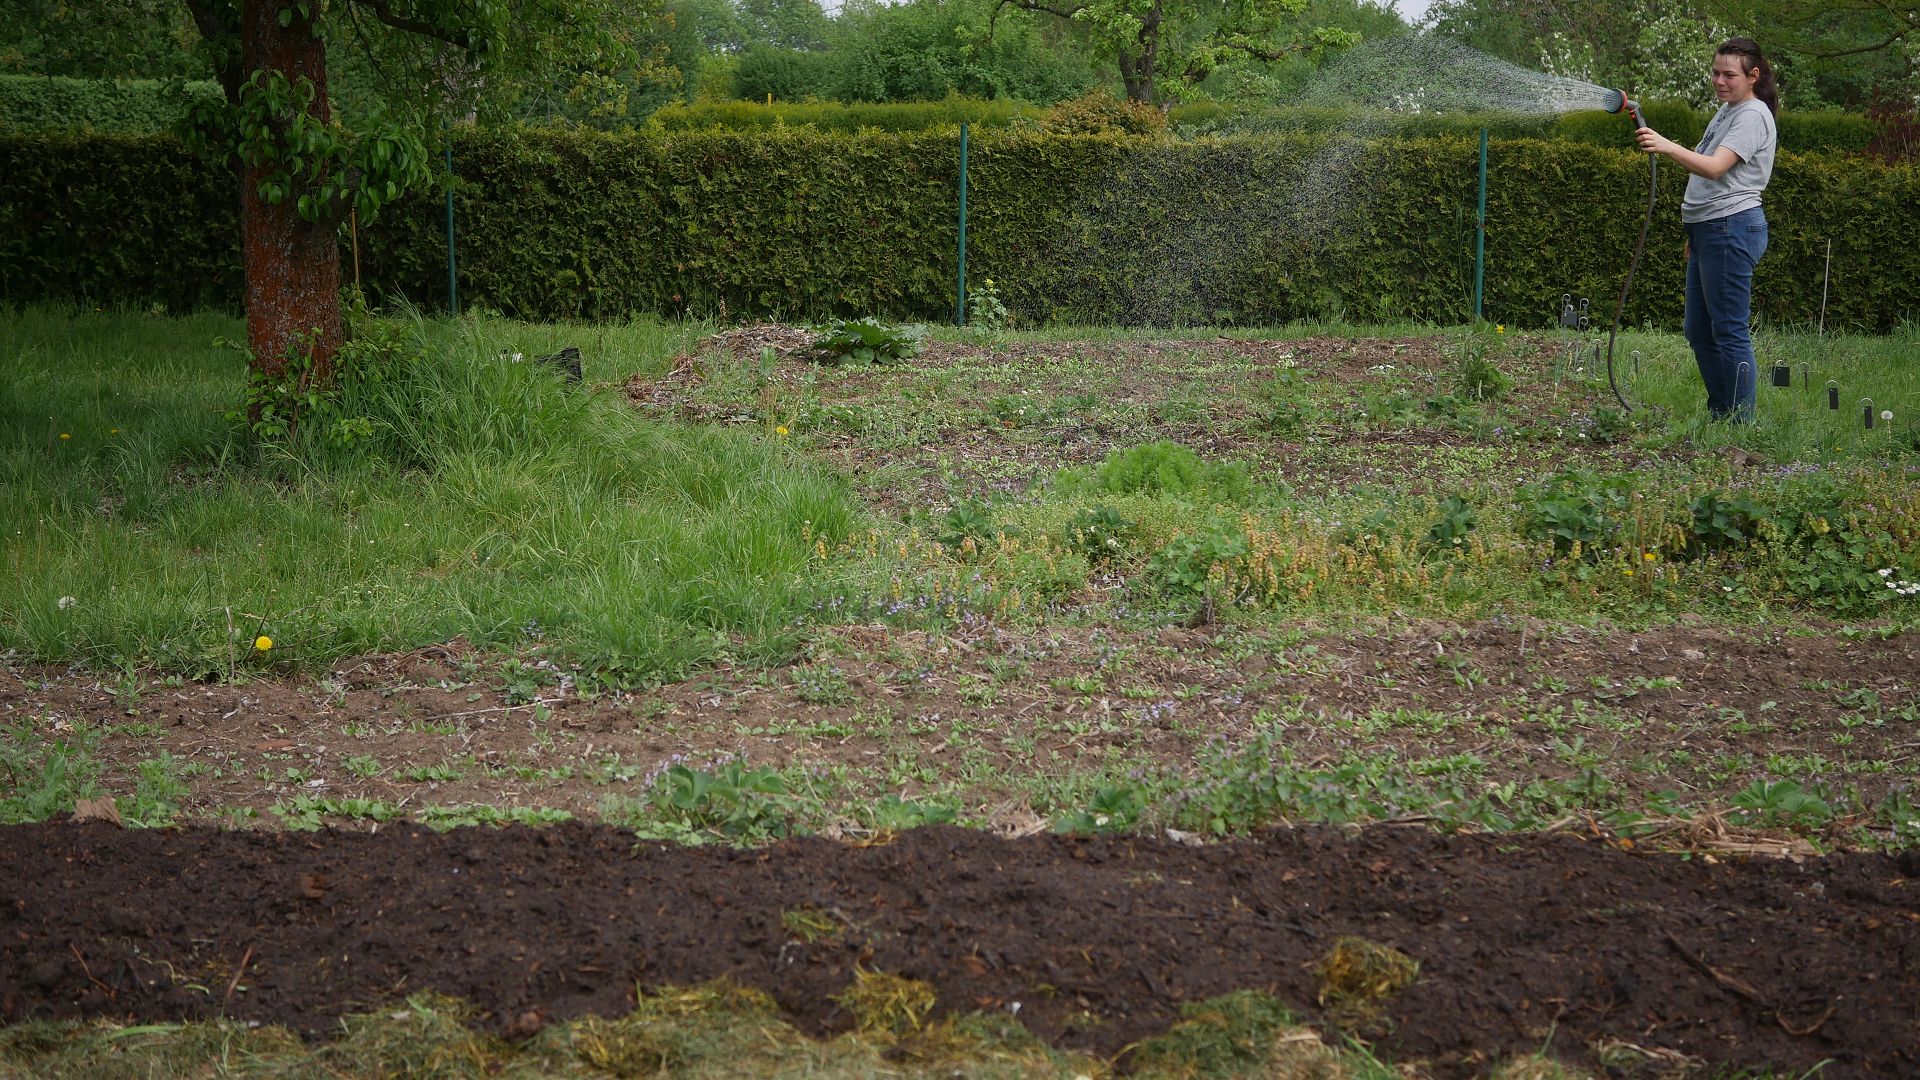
left=5, top=819, right=1919, bottom=1077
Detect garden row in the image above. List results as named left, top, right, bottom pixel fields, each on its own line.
left=4, top=128, right=1917, bottom=328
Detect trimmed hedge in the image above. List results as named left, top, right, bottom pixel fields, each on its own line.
left=647, top=98, right=1046, bottom=133
left=1172, top=100, right=1879, bottom=155
left=3, top=129, right=1916, bottom=330
left=0, top=133, right=240, bottom=312
left=0, top=74, right=221, bottom=134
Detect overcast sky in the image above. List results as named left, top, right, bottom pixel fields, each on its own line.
left=1392, top=0, right=1433, bottom=26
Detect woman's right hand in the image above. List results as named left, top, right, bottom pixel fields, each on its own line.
left=1635, top=126, right=1679, bottom=156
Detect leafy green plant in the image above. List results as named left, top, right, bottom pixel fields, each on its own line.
left=1684, top=491, right=1769, bottom=556
left=639, top=760, right=794, bottom=842
left=230, top=300, right=425, bottom=456
left=1423, top=495, right=1477, bottom=553
left=1517, top=471, right=1631, bottom=556
left=1064, top=505, right=1133, bottom=564
left=967, top=277, right=1009, bottom=332
left=1729, top=779, right=1833, bottom=828
left=1249, top=392, right=1315, bottom=436
left=1446, top=326, right=1514, bottom=402
left=121, top=753, right=190, bottom=827
left=1070, top=441, right=1251, bottom=503
left=865, top=794, right=957, bottom=830
left=0, top=723, right=102, bottom=825
left=790, top=663, right=856, bottom=706
left=812, top=318, right=923, bottom=366
left=936, top=501, right=999, bottom=553
left=1053, top=782, right=1146, bottom=833
left=1148, top=526, right=1250, bottom=597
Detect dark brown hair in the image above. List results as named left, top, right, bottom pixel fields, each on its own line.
left=1717, top=37, right=1779, bottom=117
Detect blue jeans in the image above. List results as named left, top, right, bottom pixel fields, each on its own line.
left=1684, top=206, right=1768, bottom=420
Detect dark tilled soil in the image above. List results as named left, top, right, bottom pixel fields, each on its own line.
left=5, top=821, right=1919, bottom=1077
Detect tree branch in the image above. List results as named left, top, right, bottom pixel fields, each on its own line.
left=346, top=0, right=472, bottom=49
left=1790, top=24, right=1915, bottom=58
left=998, top=0, right=1089, bottom=21
left=181, top=0, right=244, bottom=99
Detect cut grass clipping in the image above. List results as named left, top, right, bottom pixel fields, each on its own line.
left=834, top=967, right=939, bottom=1037
left=1314, top=936, right=1420, bottom=1011
left=1124, top=989, right=1348, bottom=1080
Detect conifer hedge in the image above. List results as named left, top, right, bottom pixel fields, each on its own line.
left=3, top=128, right=1915, bottom=329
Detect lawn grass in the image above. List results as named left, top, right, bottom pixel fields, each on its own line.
left=1, top=306, right=864, bottom=679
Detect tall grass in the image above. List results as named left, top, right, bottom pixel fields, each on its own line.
left=0, top=307, right=862, bottom=677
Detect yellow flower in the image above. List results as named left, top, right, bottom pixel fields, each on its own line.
left=59, top=433, right=71, bottom=440
left=1623, top=568, right=1634, bottom=577
left=254, top=635, right=273, bottom=652
left=1643, top=551, right=1657, bottom=561
left=984, top=278, right=994, bottom=288
left=110, top=428, right=120, bottom=434
left=1495, top=324, right=1506, bottom=334
left=775, top=425, right=790, bottom=437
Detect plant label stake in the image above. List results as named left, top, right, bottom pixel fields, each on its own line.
left=1737, top=361, right=1751, bottom=401
left=1827, top=381, right=1840, bottom=410
left=1559, top=293, right=1580, bottom=329
left=1799, top=363, right=1810, bottom=390
left=1862, top=398, right=1874, bottom=429
left=1772, top=360, right=1791, bottom=387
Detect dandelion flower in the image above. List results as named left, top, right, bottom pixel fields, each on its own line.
left=1881, top=410, right=1893, bottom=422
left=775, top=425, right=790, bottom=437
left=56, top=596, right=76, bottom=610
left=1623, top=568, right=1634, bottom=577
left=59, top=433, right=70, bottom=440
left=1644, top=551, right=1657, bottom=561
left=254, top=635, right=273, bottom=652
left=1495, top=324, right=1506, bottom=334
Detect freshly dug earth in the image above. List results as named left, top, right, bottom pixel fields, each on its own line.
left=4, top=821, right=1918, bottom=1077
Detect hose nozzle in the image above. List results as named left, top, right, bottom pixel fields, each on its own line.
left=1603, top=88, right=1642, bottom=126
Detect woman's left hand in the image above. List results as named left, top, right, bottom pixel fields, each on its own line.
left=1634, top=126, right=1678, bottom=156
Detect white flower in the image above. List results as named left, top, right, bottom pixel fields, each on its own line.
left=56, top=596, right=76, bottom=609
left=1880, top=568, right=1895, bottom=577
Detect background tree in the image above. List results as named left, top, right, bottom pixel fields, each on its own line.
left=996, top=0, right=1362, bottom=103
left=829, top=0, right=1101, bottom=102
left=1195, top=0, right=1407, bottom=101
left=1705, top=0, right=1916, bottom=107
left=1422, top=0, right=1916, bottom=108
left=164, top=0, right=666, bottom=387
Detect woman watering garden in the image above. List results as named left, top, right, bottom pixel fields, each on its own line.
left=1633, top=38, right=1780, bottom=423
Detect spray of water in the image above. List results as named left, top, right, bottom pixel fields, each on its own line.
left=1052, top=35, right=1624, bottom=325
left=1298, top=36, right=1618, bottom=115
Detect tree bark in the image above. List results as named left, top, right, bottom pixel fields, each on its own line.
left=239, top=0, right=342, bottom=382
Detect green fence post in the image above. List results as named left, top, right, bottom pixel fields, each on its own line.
left=1472, top=127, right=1487, bottom=323
left=956, top=121, right=969, bottom=326
left=445, top=146, right=458, bottom=317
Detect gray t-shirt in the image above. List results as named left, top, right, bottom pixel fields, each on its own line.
left=1681, top=98, right=1776, bottom=223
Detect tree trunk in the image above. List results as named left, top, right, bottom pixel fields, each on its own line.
left=1119, top=51, right=1155, bottom=103
left=239, top=0, right=341, bottom=383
